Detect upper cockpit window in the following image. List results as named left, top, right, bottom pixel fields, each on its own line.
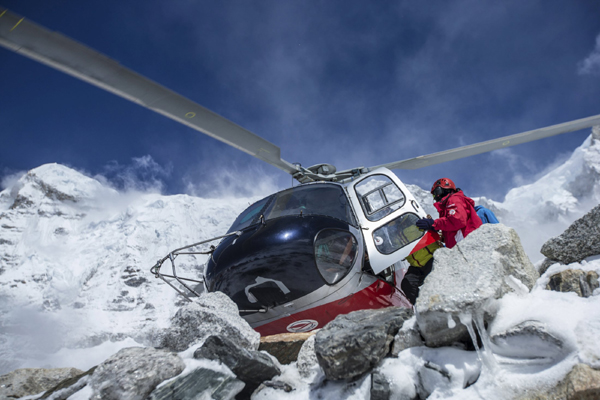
left=264, top=184, right=357, bottom=226
left=355, top=175, right=406, bottom=222
left=227, top=196, right=273, bottom=233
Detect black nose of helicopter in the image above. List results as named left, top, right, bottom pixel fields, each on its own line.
left=204, top=214, right=355, bottom=313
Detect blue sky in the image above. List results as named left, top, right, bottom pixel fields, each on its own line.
left=1, top=1, right=600, bottom=200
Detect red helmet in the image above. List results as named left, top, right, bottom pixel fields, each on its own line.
left=431, top=178, right=456, bottom=194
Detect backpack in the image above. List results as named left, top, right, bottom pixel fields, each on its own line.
left=474, top=205, right=499, bottom=224
left=405, top=231, right=443, bottom=268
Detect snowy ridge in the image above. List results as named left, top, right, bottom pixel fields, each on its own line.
left=0, top=164, right=257, bottom=374
left=471, top=127, right=600, bottom=262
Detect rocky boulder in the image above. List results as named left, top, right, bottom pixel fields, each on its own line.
left=259, top=331, right=317, bottom=364
left=296, top=335, right=320, bottom=379
left=89, top=347, right=185, bottom=400
left=0, top=367, right=83, bottom=399
left=314, top=307, right=413, bottom=380
left=370, top=371, right=391, bottom=400
left=541, top=203, right=600, bottom=265
left=516, top=363, right=600, bottom=400
left=193, top=335, right=281, bottom=398
left=391, top=317, right=424, bottom=356
left=546, top=269, right=599, bottom=297
left=416, top=223, right=538, bottom=347
left=490, top=320, right=565, bottom=362
left=37, top=367, right=96, bottom=400
left=158, top=291, right=260, bottom=352
left=148, top=367, right=245, bottom=400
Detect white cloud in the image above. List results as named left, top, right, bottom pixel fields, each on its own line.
left=0, top=170, right=26, bottom=191
left=95, top=155, right=173, bottom=193
left=183, top=163, right=282, bottom=199
left=578, top=33, right=600, bottom=75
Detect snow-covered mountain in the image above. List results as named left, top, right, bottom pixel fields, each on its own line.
left=481, top=126, right=600, bottom=262
left=0, top=164, right=258, bottom=375
left=409, top=126, right=600, bottom=263
left=0, top=126, right=599, bottom=378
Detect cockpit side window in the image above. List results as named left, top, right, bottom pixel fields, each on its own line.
left=227, top=196, right=273, bottom=233
left=355, top=175, right=406, bottom=221
left=264, top=184, right=357, bottom=226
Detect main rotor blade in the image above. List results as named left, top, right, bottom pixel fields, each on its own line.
left=371, top=114, right=600, bottom=171
left=0, top=8, right=298, bottom=176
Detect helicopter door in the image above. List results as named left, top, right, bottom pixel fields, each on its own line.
left=347, top=168, right=428, bottom=275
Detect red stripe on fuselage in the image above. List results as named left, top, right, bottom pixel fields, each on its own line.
left=253, top=278, right=412, bottom=336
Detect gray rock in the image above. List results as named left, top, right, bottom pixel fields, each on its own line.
left=89, top=347, right=185, bottom=400
left=391, top=320, right=424, bottom=356
left=539, top=258, right=560, bottom=275
left=258, top=332, right=316, bottom=365
left=159, top=292, right=260, bottom=352
left=413, top=349, right=481, bottom=399
left=490, top=320, right=564, bottom=360
left=39, top=367, right=96, bottom=400
left=0, top=367, right=83, bottom=399
left=148, top=367, right=245, bottom=400
left=417, top=361, right=452, bottom=399
left=416, top=224, right=538, bottom=347
left=371, top=371, right=391, bottom=400
left=541, top=203, right=600, bottom=264
left=515, top=363, right=600, bottom=400
left=296, top=335, right=319, bottom=379
left=254, top=380, right=294, bottom=393
left=546, top=269, right=599, bottom=297
left=193, top=335, right=280, bottom=397
left=314, top=307, right=413, bottom=380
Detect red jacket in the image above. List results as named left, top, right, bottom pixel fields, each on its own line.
left=433, top=190, right=482, bottom=249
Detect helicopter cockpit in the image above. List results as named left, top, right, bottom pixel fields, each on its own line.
left=227, top=183, right=357, bottom=234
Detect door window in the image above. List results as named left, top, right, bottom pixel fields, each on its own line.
left=372, top=213, right=423, bottom=255
left=355, top=175, right=406, bottom=221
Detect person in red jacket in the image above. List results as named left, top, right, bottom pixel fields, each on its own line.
left=401, top=178, right=482, bottom=305
left=416, top=178, right=482, bottom=249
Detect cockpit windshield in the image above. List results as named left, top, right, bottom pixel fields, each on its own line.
left=264, top=184, right=356, bottom=225
left=227, top=184, right=356, bottom=233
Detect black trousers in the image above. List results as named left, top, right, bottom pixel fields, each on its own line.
left=400, top=258, right=434, bottom=305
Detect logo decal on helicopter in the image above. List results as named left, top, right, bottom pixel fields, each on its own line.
left=287, top=319, right=319, bottom=333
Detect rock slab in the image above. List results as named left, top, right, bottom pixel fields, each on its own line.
left=89, top=347, right=185, bottom=400
left=490, top=320, right=564, bottom=360
left=148, top=367, right=245, bottom=400
left=314, top=307, right=413, bottom=380
left=159, top=292, right=260, bottom=352
left=391, top=319, right=424, bottom=356
left=371, top=371, right=391, bottom=400
left=296, top=335, right=319, bottom=379
left=194, top=335, right=280, bottom=397
left=259, top=331, right=317, bottom=364
left=416, top=224, right=538, bottom=347
left=541, top=203, right=600, bottom=265
left=546, top=270, right=599, bottom=298
left=517, top=363, right=600, bottom=400
left=0, top=367, right=83, bottom=399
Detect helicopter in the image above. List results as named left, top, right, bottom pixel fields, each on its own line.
left=2, top=8, right=600, bottom=335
